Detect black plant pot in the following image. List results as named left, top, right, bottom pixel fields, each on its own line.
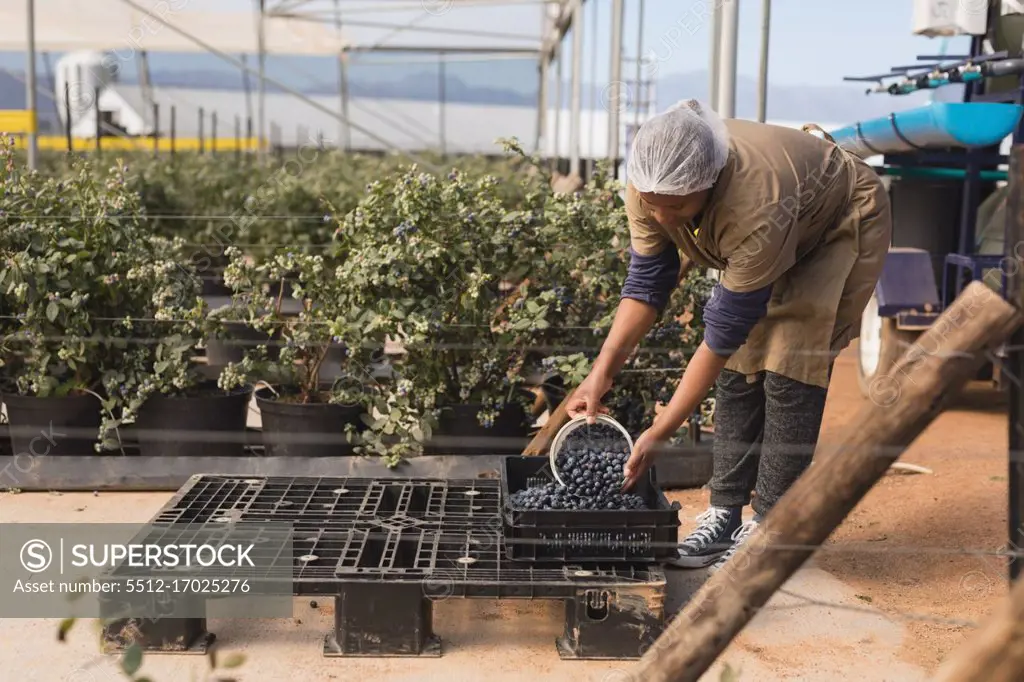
left=0, top=423, right=12, bottom=458
left=200, top=274, right=232, bottom=297
left=424, top=401, right=531, bottom=456
left=2, top=392, right=102, bottom=457
left=255, top=387, right=364, bottom=457
left=205, top=323, right=282, bottom=366
left=134, top=384, right=252, bottom=458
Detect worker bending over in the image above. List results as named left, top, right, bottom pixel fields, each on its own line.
left=568, top=100, right=892, bottom=571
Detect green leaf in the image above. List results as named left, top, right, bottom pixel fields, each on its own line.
left=220, top=653, right=246, bottom=669
left=121, top=642, right=144, bottom=676
left=46, top=301, right=59, bottom=322
left=56, top=617, right=76, bottom=641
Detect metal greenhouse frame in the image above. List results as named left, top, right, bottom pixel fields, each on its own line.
left=6, top=0, right=637, bottom=172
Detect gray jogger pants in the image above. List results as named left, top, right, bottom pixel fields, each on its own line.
left=708, top=369, right=829, bottom=517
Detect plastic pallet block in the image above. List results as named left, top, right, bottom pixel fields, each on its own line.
left=114, top=474, right=667, bottom=660
left=501, top=456, right=681, bottom=563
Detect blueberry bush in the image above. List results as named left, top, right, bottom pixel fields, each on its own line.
left=331, top=160, right=551, bottom=460
left=2, top=134, right=714, bottom=461
left=216, top=245, right=376, bottom=414
left=0, top=138, right=208, bottom=449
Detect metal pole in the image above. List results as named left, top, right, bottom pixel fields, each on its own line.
left=152, top=103, right=159, bottom=156
left=211, top=111, right=218, bottom=155
left=235, top=115, right=242, bottom=161
left=25, top=0, right=38, bottom=170
left=332, top=0, right=348, bottom=150
left=757, top=0, right=772, bottom=123
left=63, top=83, right=72, bottom=153
left=553, top=43, right=562, bottom=165
left=241, top=54, right=253, bottom=130
left=338, top=50, right=351, bottom=151
left=569, top=0, right=583, bottom=176
left=709, top=1, right=722, bottom=110
left=170, top=104, right=176, bottom=158
left=439, top=51, right=447, bottom=157
left=587, top=0, right=598, bottom=164
left=609, top=0, right=625, bottom=167
left=535, top=55, right=548, bottom=154
left=718, top=0, right=740, bottom=118
left=256, top=0, right=267, bottom=156
left=634, top=0, right=645, bottom=133
left=94, top=86, right=101, bottom=154
left=198, top=107, right=205, bottom=154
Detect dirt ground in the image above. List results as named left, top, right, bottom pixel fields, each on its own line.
left=666, top=344, right=1012, bottom=675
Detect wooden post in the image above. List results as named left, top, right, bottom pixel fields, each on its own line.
left=630, top=280, right=1021, bottom=682
left=522, top=388, right=576, bottom=456
left=930, top=570, right=1024, bottom=682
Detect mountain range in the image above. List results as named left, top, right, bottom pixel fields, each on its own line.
left=0, top=66, right=962, bottom=136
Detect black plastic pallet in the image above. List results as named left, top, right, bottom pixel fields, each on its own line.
left=103, top=474, right=667, bottom=660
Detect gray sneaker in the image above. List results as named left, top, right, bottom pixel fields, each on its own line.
left=708, top=519, right=761, bottom=574
left=665, top=506, right=743, bottom=569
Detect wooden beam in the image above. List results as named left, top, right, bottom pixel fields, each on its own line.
left=630, top=280, right=1022, bottom=682
left=522, top=387, right=575, bottom=456
left=930, top=570, right=1024, bottom=682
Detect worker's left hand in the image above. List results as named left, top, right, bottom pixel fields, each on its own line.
left=622, top=428, right=664, bottom=491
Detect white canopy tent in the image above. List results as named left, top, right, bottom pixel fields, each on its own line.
left=266, top=0, right=548, bottom=54
left=0, top=0, right=349, bottom=55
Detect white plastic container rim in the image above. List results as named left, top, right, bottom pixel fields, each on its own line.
left=548, top=414, right=635, bottom=487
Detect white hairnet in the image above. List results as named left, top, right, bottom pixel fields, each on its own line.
left=627, top=99, right=730, bottom=196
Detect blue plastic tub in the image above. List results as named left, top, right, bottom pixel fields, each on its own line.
left=828, top=102, right=1023, bottom=157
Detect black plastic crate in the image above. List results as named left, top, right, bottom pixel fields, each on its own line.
left=501, top=456, right=681, bottom=563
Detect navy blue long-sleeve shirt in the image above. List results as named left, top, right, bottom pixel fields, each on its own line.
left=621, top=247, right=772, bottom=357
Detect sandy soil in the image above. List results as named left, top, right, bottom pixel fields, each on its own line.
left=665, top=345, right=1012, bottom=675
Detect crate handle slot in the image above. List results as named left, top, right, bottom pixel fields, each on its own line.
left=584, top=589, right=610, bottom=622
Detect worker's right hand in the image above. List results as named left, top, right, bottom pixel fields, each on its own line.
left=567, top=372, right=613, bottom=423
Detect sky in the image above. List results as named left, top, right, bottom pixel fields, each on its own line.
left=0, top=0, right=974, bottom=93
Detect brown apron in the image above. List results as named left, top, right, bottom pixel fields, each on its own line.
left=626, top=119, right=892, bottom=389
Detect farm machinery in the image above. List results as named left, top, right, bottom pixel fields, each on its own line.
left=834, top=3, right=1024, bottom=396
